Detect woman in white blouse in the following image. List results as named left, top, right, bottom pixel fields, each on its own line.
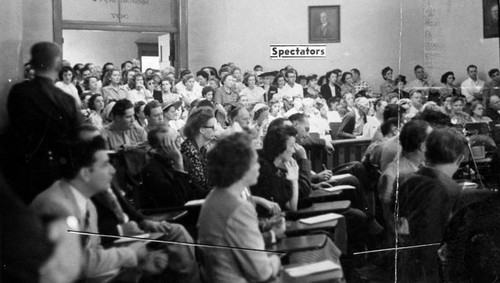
left=55, top=66, right=80, bottom=108
left=239, top=74, right=265, bottom=105
left=126, top=73, right=153, bottom=104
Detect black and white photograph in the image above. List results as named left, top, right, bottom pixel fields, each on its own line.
left=1, top=0, right=499, bottom=282
left=484, top=0, right=499, bottom=38
left=309, top=5, right=341, bottom=43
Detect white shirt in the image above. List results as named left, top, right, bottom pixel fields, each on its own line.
left=327, top=111, right=342, bottom=123
left=69, top=185, right=89, bottom=220
left=281, top=83, right=304, bottom=99
left=461, top=77, right=485, bottom=102
left=55, top=81, right=81, bottom=108
left=308, top=112, right=329, bottom=138
left=126, top=88, right=153, bottom=104
left=362, top=115, right=381, bottom=139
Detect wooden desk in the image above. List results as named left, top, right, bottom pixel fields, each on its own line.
left=304, top=189, right=344, bottom=203
left=329, top=138, right=372, bottom=168
left=286, top=201, right=351, bottom=220
left=267, top=234, right=327, bottom=254
left=285, top=219, right=339, bottom=237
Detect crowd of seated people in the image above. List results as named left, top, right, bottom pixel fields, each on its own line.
left=2, top=40, right=500, bottom=282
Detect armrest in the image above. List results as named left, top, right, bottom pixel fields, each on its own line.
left=285, top=219, right=339, bottom=237
left=146, top=210, right=188, bottom=222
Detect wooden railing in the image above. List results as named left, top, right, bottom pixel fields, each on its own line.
left=328, top=138, right=372, bottom=169
left=305, top=137, right=372, bottom=172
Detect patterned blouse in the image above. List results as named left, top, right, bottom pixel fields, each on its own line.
left=181, top=138, right=209, bottom=190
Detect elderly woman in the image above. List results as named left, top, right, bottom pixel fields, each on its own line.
left=126, top=73, right=153, bottom=104
left=239, top=74, right=265, bottom=104
left=55, top=66, right=81, bottom=108
left=214, top=74, right=239, bottom=126
left=181, top=107, right=217, bottom=190
left=469, top=101, right=493, bottom=123
left=449, top=96, right=472, bottom=126
left=250, top=103, right=270, bottom=149
left=197, top=132, right=282, bottom=282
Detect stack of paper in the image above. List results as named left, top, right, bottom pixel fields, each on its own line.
left=285, top=260, right=341, bottom=277
left=329, top=173, right=354, bottom=182
left=299, top=213, right=343, bottom=225
left=323, top=184, right=356, bottom=192
left=184, top=199, right=205, bottom=206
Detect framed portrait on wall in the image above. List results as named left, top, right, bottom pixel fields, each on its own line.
left=483, top=0, right=499, bottom=38
left=309, top=5, right=341, bottom=43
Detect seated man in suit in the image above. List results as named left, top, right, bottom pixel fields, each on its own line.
left=139, top=126, right=208, bottom=210
left=31, top=133, right=199, bottom=283
left=378, top=119, right=431, bottom=233
left=80, top=124, right=201, bottom=283
left=397, top=127, right=469, bottom=282
left=30, top=135, right=165, bottom=281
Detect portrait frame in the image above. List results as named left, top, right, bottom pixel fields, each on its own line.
left=483, top=0, right=499, bottom=38
left=308, top=5, right=341, bottom=43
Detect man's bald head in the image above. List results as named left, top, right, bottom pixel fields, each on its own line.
left=490, top=95, right=500, bottom=110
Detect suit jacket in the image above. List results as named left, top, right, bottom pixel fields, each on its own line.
left=337, top=111, right=356, bottom=139
left=92, top=179, right=146, bottom=246
left=30, top=180, right=138, bottom=280
left=320, top=83, right=341, bottom=101
left=397, top=166, right=462, bottom=282
left=6, top=76, right=82, bottom=202
left=485, top=107, right=500, bottom=123
left=197, top=189, right=277, bottom=283
left=152, top=90, right=163, bottom=103
left=1, top=183, right=52, bottom=283
left=138, top=153, right=208, bottom=210
left=315, top=22, right=336, bottom=38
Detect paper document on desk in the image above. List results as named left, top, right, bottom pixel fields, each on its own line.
left=299, top=213, right=343, bottom=224
left=461, top=182, right=478, bottom=190
left=323, top=185, right=355, bottom=192
left=329, top=174, right=353, bottom=182
left=185, top=199, right=205, bottom=206
left=285, top=260, right=341, bottom=277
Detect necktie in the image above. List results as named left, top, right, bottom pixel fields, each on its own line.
left=103, top=190, right=127, bottom=224
left=80, top=202, right=91, bottom=248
